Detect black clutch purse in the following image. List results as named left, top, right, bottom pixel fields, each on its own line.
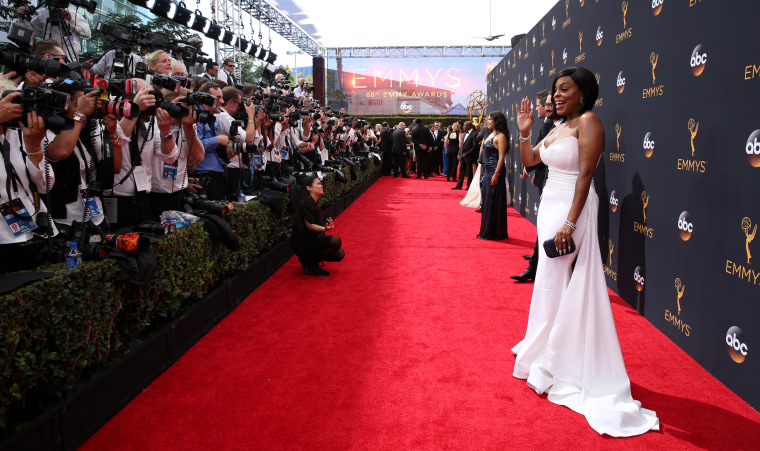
left=543, top=237, right=576, bottom=258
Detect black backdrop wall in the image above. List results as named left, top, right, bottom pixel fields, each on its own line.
left=487, top=0, right=760, bottom=411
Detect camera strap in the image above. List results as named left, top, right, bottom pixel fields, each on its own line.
left=114, top=119, right=150, bottom=188
left=1, top=134, right=39, bottom=219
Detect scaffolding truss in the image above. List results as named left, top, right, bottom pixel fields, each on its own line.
left=323, top=46, right=512, bottom=59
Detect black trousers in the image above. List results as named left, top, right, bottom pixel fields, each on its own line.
left=446, top=152, right=458, bottom=180
left=415, top=148, right=430, bottom=177
left=149, top=191, right=185, bottom=220
left=391, top=153, right=407, bottom=177
left=196, top=171, right=227, bottom=201
left=431, top=149, right=443, bottom=174
left=382, top=151, right=392, bottom=175
left=226, top=167, right=244, bottom=196
left=454, top=158, right=474, bottom=188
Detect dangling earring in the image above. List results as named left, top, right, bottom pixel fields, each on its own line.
left=580, top=97, right=584, bottom=107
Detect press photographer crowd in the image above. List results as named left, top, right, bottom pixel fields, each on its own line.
left=0, top=2, right=376, bottom=277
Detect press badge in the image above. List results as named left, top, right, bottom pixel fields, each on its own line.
left=1, top=198, right=37, bottom=237
left=253, top=155, right=262, bottom=166
left=280, top=149, right=289, bottom=160
left=80, top=189, right=102, bottom=217
left=132, top=165, right=151, bottom=192
left=163, top=162, right=178, bottom=181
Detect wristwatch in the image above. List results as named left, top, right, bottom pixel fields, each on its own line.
left=162, top=132, right=174, bottom=142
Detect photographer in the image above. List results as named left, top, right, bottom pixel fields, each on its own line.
left=186, top=37, right=206, bottom=77
left=291, top=174, right=344, bottom=277
left=0, top=84, right=59, bottom=271
left=193, top=81, right=229, bottom=200
left=110, top=80, right=179, bottom=226
left=216, top=86, right=257, bottom=195
left=149, top=92, right=204, bottom=216
left=86, top=45, right=141, bottom=79
left=11, top=39, right=69, bottom=88
left=16, top=1, right=92, bottom=63
left=43, top=80, right=121, bottom=230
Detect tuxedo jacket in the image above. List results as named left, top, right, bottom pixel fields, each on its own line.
left=222, top=70, right=237, bottom=86
left=459, top=129, right=479, bottom=163
left=411, top=125, right=433, bottom=150
left=391, top=129, right=407, bottom=154
left=430, top=128, right=445, bottom=152
left=526, top=119, right=555, bottom=190
left=380, top=129, right=393, bottom=153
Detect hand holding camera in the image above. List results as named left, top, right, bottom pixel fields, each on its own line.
left=0, top=92, right=24, bottom=123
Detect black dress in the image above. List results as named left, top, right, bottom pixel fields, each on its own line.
left=291, top=196, right=332, bottom=264
left=446, top=131, right=460, bottom=180
left=477, top=137, right=508, bottom=240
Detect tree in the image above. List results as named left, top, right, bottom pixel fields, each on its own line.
left=0, top=0, right=31, bottom=34
left=144, top=16, right=192, bottom=42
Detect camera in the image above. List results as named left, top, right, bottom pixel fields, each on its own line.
left=151, top=74, right=183, bottom=92
left=1, top=85, right=74, bottom=132
left=258, top=175, right=293, bottom=193
left=227, top=142, right=257, bottom=155
left=184, top=91, right=220, bottom=109
left=184, top=193, right=229, bottom=217
left=0, top=24, right=79, bottom=80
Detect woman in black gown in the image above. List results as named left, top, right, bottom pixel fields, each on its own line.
left=445, top=123, right=460, bottom=182
left=477, top=112, right=509, bottom=240
left=291, top=175, right=345, bottom=276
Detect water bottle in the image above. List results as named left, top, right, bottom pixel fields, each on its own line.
left=237, top=190, right=246, bottom=203
left=65, top=242, right=82, bottom=269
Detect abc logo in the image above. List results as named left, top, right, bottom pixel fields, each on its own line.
left=596, top=26, right=603, bottom=46
left=399, top=101, right=413, bottom=112
left=563, top=48, right=568, bottom=63
left=726, top=326, right=748, bottom=364
left=643, top=132, right=655, bottom=158
left=746, top=129, right=760, bottom=168
left=609, top=191, right=619, bottom=212
left=678, top=211, right=694, bottom=241
left=616, top=71, right=626, bottom=93
left=690, top=44, right=708, bottom=76
left=652, top=0, right=664, bottom=15
left=634, top=266, right=645, bottom=291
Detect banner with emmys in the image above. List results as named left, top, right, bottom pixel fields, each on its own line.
left=487, top=0, right=760, bottom=411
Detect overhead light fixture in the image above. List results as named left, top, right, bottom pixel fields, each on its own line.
left=220, top=29, right=235, bottom=45
left=235, top=37, right=249, bottom=52
left=173, top=5, right=194, bottom=26
left=266, top=51, right=277, bottom=64
left=247, top=43, right=259, bottom=57
left=257, top=47, right=268, bottom=60
left=190, top=11, right=208, bottom=33
left=127, top=0, right=150, bottom=7
left=150, top=0, right=174, bottom=19
left=206, top=22, right=223, bottom=40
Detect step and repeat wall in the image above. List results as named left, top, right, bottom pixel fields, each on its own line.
left=488, top=0, right=759, bottom=411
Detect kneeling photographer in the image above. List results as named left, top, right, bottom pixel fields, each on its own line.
left=43, top=79, right=121, bottom=233
left=0, top=82, right=59, bottom=272
left=149, top=91, right=204, bottom=217
left=291, top=174, right=344, bottom=277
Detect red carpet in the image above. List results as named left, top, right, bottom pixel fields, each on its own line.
left=82, top=176, right=760, bottom=450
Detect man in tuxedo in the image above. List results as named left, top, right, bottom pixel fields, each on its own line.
left=203, top=62, right=219, bottom=81
left=512, top=91, right=557, bottom=282
left=430, top=121, right=445, bottom=176
left=411, top=118, right=433, bottom=178
left=221, top=58, right=237, bottom=86
left=452, top=121, right=477, bottom=190
left=379, top=122, right=394, bottom=176
left=391, top=122, right=409, bottom=178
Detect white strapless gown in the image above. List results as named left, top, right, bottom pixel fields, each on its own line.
left=511, top=137, right=659, bottom=437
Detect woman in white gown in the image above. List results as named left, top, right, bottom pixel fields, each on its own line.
left=511, top=67, right=659, bottom=437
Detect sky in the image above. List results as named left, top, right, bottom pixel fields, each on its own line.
left=194, top=0, right=560, bottom=69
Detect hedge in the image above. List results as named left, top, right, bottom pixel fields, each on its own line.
left=0, top=158, right=379, bottom=432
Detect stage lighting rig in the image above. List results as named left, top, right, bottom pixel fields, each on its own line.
left=150, top=0, right=174, bottom=19
left=235, top=37, right=250, bottom=52
left=173, top=4, right=194, bottom=26
left=206, top=22, right=223, bottom=40
left=221, top=29, right=235, bottom=45
left=247, top=43, right=259, bottom=57
left=127, top=0, right=150, bottom=8
left=257, top=47, right=268, bottom=60
left=190, top=11, right=208, bottom=33
left=266, top=51, right=277, bottom=64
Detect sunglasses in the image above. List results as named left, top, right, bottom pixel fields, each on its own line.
left=47, top=53, right=67, bottom=64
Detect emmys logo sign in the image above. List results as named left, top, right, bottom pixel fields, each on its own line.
left=617, top=1, right=633, bottom=43
left=665, top=278, right=692, bottom=336
left=575, top=32, right=586, bottom=64
left=610, top=190, right=619, bottom=212
left=596, top=26, right=604, bottom=46
left=746, top=129, right=760, bottom=167
left=610, top=123, right=625, bottom=162
left=678, top=211, right=694, bottom=241
left=724, top=217, right=760, bottom=286
left=634, top=266, right=645, bottom=292
left=643, top=132, right=655, bottom=158
left=726, top=326, right=749, bottom=363
left=616, top=71, right=626, bottom=93
left=678, top=118, right=707, bottom=173
left=643, top=52, right=665, bottom=99
left=594, top=73, right=603, bottom=107
left=633, top=191, right=654, bottom=238
left=690, top=45, right=708, bottom=76
left=563, top=0, right=572, bottom=29
left=604, top=240, right=618, bottom=280
left=652, top=0, right=664, bottom=15
left=399, top=102, right=413, bottom=113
